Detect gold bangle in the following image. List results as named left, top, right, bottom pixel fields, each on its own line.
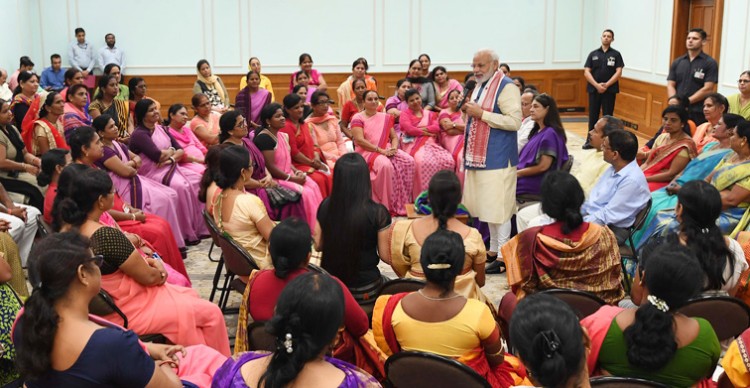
left=487, top=347, right=504, bottom=357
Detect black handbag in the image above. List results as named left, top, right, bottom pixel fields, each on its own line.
left=266, top=186, right=301, bottom=208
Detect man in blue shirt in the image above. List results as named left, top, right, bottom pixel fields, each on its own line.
left=40, top=54, right=66, bottom=92
left=582, top=129, right=650, bottom=241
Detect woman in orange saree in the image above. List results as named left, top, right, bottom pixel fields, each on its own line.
left=640, top=106, right=697, bottom=191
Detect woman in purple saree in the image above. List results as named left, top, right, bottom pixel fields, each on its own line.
left=129, top=99, right=207, bottom=243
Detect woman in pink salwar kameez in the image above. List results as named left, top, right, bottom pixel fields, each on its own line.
left=165, top=103, right=206, bottom=177
left=60, top=168, right=230, bottom=356
left=352, top=90, right=415, bottom=216
left=400, top=89, right=455, bottom=198
left=306, top=91, right=348, bottom=170
left=129, top=99, right=207, bottom=243
left=438, top=89, right=467, bottom=186
left=253, top=103, right=323, bottom=229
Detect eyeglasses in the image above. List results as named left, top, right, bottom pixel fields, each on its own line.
left=315, top=100, right=332, bottom=106
left=88, top=255, right=104, bottom=267
left=235, top=120, right=248, bottom=129
left=739, top=79, right=750, bottom=84
left=198, top=102, right=211, bottom=107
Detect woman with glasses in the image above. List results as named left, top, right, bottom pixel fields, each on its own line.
left=729, top=71, right=750, bottom=120
left=127, top=77, right=160, bottom=117
left=189, top=93, right=221, bottom=147
left=306, top=91, right=348, bottom=169
left=52, top=167, right=230, bottom=355
left=14, top=232, right=228, bottom=387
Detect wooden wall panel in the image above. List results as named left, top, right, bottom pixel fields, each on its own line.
left=126, top=69, right=590, bottom=118
left=613, top=78, right=668, bottom=137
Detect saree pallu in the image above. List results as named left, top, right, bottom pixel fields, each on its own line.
left=280, top=121, right=332, bottom=197
left=90, top=99, right=130, bottom=138
left=631, top=144, right=731, bottom=246
left=722, top=327, right=750, bottom=387
left=235, top=87, right=271, bottom=126
left=641, top=135, right=697, bottom=192
left=62, top=102, right=91, bottom=136
left=270, top=131, right=323, bottom=229
left=372, top=293, right=530, bottom=388
left=306, top=114, right=348, bottom=170
left=212, top=351, right=381, bottom=388
left=435, top=79, right=463, bottom=110
left=189, top=112, right=220, bottom=148
left=638, top=155, right=750, bottom=249
left=502, top=223, right=625, bottom=304
left=692, top=122, right=717, bottom=153
left=438, top=110, right=466, bottom=186
left=352, top=112, right=415, bottom=216
left=99, top=269, right=230, bottom=356
left=385, top=95, right=408, bottom=135
left=400, top=110, right=454, bottom=198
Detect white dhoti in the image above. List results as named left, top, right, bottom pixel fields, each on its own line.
left=462, top=164, right=517, bottom=224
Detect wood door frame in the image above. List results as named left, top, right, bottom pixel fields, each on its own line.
left=670, top=0, right=724, bottom=63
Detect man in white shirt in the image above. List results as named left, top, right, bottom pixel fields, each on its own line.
left=0, top=69, right=11, bottom=101
left=98, top=33, right=126, bottom=74
left=517, top=89, right=537, bottom=152
left=68, top=27, right=96, bottom=88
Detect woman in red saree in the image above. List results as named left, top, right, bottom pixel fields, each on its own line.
left=399, top=89, right=455, bottom=198
left=21, top=91, right=68, bottom=157
left=351, top=90, right=415, bottom=216
left=373, top=230, right=529, bottom=388
left=639, top=106, right=697, bottom=191
left=280, top=93, right=332, bottom=197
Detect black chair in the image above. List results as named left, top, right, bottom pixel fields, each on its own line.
left=36, top=214, right=52, bottom=238
left=589, top=376, right=668, bottom=387
left=385, top=351, right=490, bottom=388
left=538, top=288, right=606, bottom=319
left=378, top=278, right=425, bottom=296
left=202, top=210, right=226, bottom=302
left=562, top=154, right=574, bottom=173
left=89, top=290, right=168, bottom=343
left=215, top=231, right=260, bottom=313
left=618, top=198, right=652, bottom=292
left=246, top=321, right=276, bottom=352
left=677, top=294, right=750, bottom=341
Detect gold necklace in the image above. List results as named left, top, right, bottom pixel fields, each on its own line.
left=417, top=289, right=461, bottom=301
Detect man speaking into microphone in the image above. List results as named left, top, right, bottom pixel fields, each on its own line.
left=461, top=49, right=522, bottom=273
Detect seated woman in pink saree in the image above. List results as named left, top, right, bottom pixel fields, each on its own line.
left=351, top=90, right=415, bottom=216
left=189, top=93, right=221, bottom=147
left=164, top=103, right=206, bottom=176
left=13, top=233, right=226, bottom=388
left=385, top=79, right=412, bottom=136
left=431, top=66, right=463, bottom=110
left=129, top=99, right=207, bottom=243
left=640, top=106, right=697, bottom=191
left=58, top=168, right=230, bottom=356
left=306, top=91, right=348, bottom=170
left=399, top=89, right=455, bottom=198
left=91, top=115, right=188, bottom=248
left=438, top=89, right=467, bottom=186
left=253, top=103, right=323, bottom=229
left=235, top=70, right=272, bottom=129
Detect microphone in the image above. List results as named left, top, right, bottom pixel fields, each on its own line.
left=456, top=80, right=477, bottom=110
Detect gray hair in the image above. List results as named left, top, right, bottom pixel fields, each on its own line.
left=474, top=49, right=499, bottom=63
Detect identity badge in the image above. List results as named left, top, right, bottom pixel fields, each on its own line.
left=694, top=69, right=705, bottom=79
left=607, top=57, right=616, bottom=66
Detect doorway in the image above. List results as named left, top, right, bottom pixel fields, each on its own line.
left=670, top=0, right=724, bottom=62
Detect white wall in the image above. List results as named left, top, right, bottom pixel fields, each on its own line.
left=718, top=0, right=750, bottom=96
left=2, top=0, right=747, bottom=94
left=2, top=0, right=596, bottom=76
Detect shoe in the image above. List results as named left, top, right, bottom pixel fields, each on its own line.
left=486, top=260, right=506, bottom=274
left=486, top=253, right=498, bottom=263
left=582, top=143, right=594, bottom=150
